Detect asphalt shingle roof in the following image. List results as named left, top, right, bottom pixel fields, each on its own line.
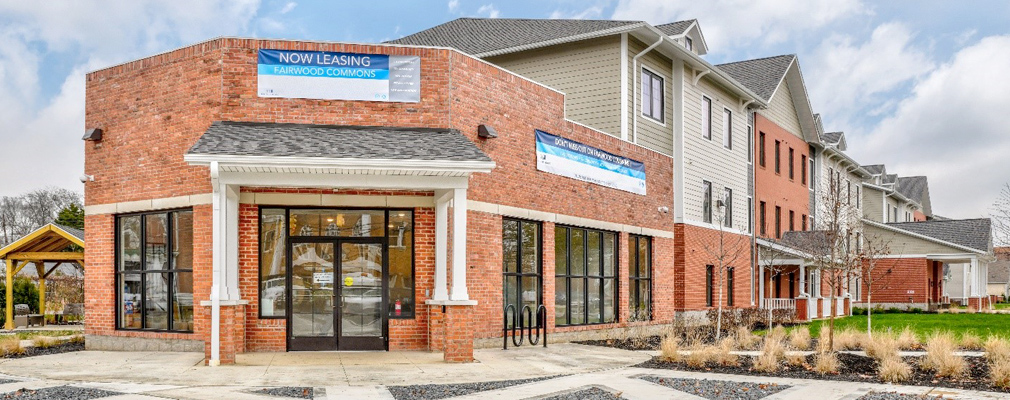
left=882, top=174, right=898, bottom=185
left=655, top=19, right=695, bottom=36
left=386, top=18, right=642, bottom=55
left=187, top=121, right=492, bottom=163
left=780, top=230, right=832, bottom=255
left=822, top=131, right=843, bottom=144
left=896, top=176, right=928, bottom=202
left=886, top=218, right=992, bottom=252
left=715, top=54, right=795, bottom=101
left=54, top=224, right=84, bottom=241
left=863, top=164, right=885, bottom=175
left=989, top=260, right=1010, bottom=283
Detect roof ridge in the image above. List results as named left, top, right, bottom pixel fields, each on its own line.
left=716, top=53, right=795, bottom=67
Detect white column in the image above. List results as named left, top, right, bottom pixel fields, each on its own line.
left=209, top=162, right=223, bottom=366
left=799, top=263, right=807, bottom=296
left=449, top=188, right=469, bottom=301
left=970, top=258, right=979, bottom=297
left=432, top=190, right=450, bottom=301
left=225, top=184, right=240, bottom=300
left=758, top=265, right=765, bottom=306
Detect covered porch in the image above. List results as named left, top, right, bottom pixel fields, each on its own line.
left=0, top=223, right=85, bottom=329
left=756, top=238, right=851, bottom=322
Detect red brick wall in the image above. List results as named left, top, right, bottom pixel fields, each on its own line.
left=858, top=257, right=930, bottom=304
left=754, top=113, right=809, bottom=239
left=674, top=223, right=753, bottom=311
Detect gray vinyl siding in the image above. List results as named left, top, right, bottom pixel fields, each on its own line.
left=682, top=63, right=750, bottom=228
left=863, top=186, right=884, bottom=222
left=628, top=38, right=674, bottom=155
left=864, top=224, right=967, bottom=255
left=487, top=36, right=622, bottom=136
left=763, top=80, right=803, bottom=137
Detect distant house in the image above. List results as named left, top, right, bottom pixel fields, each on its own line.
left=988, top=260, right=1010, bottom=300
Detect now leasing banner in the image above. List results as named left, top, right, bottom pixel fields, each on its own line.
left=535, top=129, right=647, bottom=195
left=257, top=49, right=421, bottom=102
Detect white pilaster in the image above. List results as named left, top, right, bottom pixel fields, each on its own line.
left=209, top=162, right=223, bottom=366
left=799, top=264, right=807, bottom=296
left=758, top=266, right=765, bottom=306
left=449, top=188, right=469, bottom=301
left=433, top=190, right=451, bottom=301
left=225, top=184, right=240, bottom=300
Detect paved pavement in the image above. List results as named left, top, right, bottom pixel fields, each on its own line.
left=0, top=344, right=1004, bottom=399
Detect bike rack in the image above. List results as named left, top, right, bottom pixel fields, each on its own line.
left=503, top=304, right=547, bottom=349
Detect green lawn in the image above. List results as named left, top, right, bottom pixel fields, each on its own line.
left=994, top=303, right=1010, bottom=310
left=802, top=313, right=1010, bottom=340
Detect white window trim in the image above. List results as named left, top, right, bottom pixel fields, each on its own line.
left=640, top=66, right=666, bottom=126
left=722, top=107, right=733, bottom=150
left=701, top=95, right=712, bottom=140
left=702, top=179, right=713, bottom=224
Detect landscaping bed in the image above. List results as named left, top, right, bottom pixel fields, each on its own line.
left=636, top=353, right=1004, bottom=393
left=1, top=341, right=83, bottom=359
left=388, top=376, right=560, bottom=400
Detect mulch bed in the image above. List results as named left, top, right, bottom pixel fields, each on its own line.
left=636, top=353, right=1006, bottom=393
left=540, top=387, right=625, bottom=400
left=257, top=387, right=314, bottom=399
left=0, top=385, right=120, bottom=400
left=388, top=376, right=560, bottom=400
left=640, top=376, right=789, bottom=400
left=2, top=342, right=84, bottom=359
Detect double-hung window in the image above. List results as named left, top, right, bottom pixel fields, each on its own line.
left=504, top=218, right=542, bottom=327
left=702, top=96, right=712, bottom=140
left=642, top=69, right=664, bottom=123
left=759, top=132, right=766, bottom=167
left=705, top=265, right=714, bottom=307
left=702, top=181, right=713, bottom=223
left=788, top=148, right=795, bottom=180
left=775, top=206, right=782, bottom=239
left=723, top=109, right=733, bottom=149
left=801, top=155, right=807, bottom=185
left=727, top=267, right=735, bottom=306
left=117, top=210, right=194, bottom=332
left=723, top=188, right=733, bottom=228
left=628, top=235, right=651, bottom=322
left=555, top=226, right=617, bottom=326
left=774, top=140, right=781, bottom=174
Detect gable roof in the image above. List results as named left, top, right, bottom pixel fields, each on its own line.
left=886, top=218, right=992, bottom=253
left=896, top=176, right=929, bottom=202
left=0, top=223, right=85, bottom=260
left=387, top=18, right=643, bottom=56
left=715, top=54, right=795, bottom=102
left=822, top=131, right=846, bottom=150
left=187, top=121, right=493, bottom=163
left=882, top=174, right=898, bottom=185
left=863, top=164, right=886, bottom=176
left=989, top=260, right=1010, bottom=283
left=655, top=19, right=696, bottom=36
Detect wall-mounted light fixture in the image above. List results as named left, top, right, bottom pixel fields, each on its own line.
left=477, top=124, right=497, bottom=139
left=82, top=128, right=103, bottom=142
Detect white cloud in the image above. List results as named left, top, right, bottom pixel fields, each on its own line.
left=550, top=5, right=605, bottom=20
left=0, top=1, right=262, bottom=197
left=279, top=1, right=297, bottom=14
left=611, top=0, right=867, bottom=52
left=806, top=23, right=934, bottom=128
left=853, top=35, right=1010, bottom=218
left=448, top=0, right=460, bottom=13
left=476, top=4, right=500, bottom=18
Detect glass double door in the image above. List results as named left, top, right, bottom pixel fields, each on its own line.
left=287, top=239, right=386, bottom=351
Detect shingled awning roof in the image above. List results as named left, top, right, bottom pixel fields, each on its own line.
left=886, top=218, right=992, bottom=253
left=387, top=18, right=643, bottom=56
left=715, top=54, right=795, bottom=101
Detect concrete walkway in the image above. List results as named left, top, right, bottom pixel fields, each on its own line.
left=0, top=344, right=1004, bottom=399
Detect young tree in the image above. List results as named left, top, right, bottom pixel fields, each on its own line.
left=858, top=234, right=895, bottom=337
left=756, top=243, right=791, bottom=328
left=702, top=195, right=748, bottom=339
left=992, top=183, right=1010, bottom=247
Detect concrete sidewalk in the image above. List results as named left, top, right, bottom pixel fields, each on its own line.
left=0, top=344, right=1005, bottom=399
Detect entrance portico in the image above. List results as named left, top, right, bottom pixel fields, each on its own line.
left=184, top=121, right=495, bottom=365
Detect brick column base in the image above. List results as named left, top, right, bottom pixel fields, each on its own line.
left=428, top=304, right=446, bottom=352
left=967, top=297, right=984, bottom=311
left=202, top=303, right=247, bottom=365
left=442, top=305, right=474, bottom=363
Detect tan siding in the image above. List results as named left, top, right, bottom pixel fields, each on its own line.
left=865, top=225, right=966, bottom=255
left=627, top=38, right=673, bottom=155
left=487, top=36, right=622, bottom=136
left=762, top=80, right=803, bottom=138
left=863, top=186, right=884, bottom=222
left=681, top=64, right=750, bottom=228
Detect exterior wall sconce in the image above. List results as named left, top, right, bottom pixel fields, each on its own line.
left=82, top=128, right=103, bottom=142
left=477, top=124, right=497, bottom=139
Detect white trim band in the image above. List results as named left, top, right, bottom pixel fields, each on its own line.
left=468, top=200, right=674, bottom=239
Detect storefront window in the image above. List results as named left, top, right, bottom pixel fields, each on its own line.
left=628, top=235, right=652, bottom=322
left=387, top=210, right=414, bottom=318
left=555, top=226, right=617, bottom=326
left=259, top=209, right=287, bottom=318
left=289, top=209, right=385, bottom=237
left=503, top=218, right=541, bottom=328
left=116, top=209, right=194, bottom=332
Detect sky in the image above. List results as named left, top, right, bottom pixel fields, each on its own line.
left=0, top=0, right=1008, bottom=219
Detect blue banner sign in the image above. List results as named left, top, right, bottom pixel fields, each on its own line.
left=535, top=130, right=646, bottom=195
left=257, top=49, right=420, bottom=102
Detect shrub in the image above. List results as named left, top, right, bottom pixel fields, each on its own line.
left=0, top=277, right=41, bottom=326
left=852, top=307, right=867, bottom=316
left=788, top=327, right=811, bottom=351
left=985, top=336, right=1010, bottom=364
left=896, top=326, right=920, bottom=350
left=865, top=335, right=899, bottom=361
left=734, top=326, right=760, bottom=350
left=814, top=352, right=840, bottom=374
left=991, top=357, right=1010, bottom=389
left=909, top=307, right=924, bottom=314
left=878, top=356, right=912, bottom=383
left=0, top=336, right=23, bottom=356
left=960, top=332, right=983, bottom=350
left=714, top=337, right=739, bottom=367
left=660, top=334, right=682, bottom=362
left=886, top=307, right=903, bottom=314
left=923, top=332, right=965, bottom=378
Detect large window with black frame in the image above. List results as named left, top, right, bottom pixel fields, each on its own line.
left=555, top=225, right=617, bottom=326
left=116, top=210, right=194, bottom=332
left=628, top=235, right=652, bottom=322
left=503, top=218, right=541, bottom=327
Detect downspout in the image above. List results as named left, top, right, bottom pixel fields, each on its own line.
left=632, top=36, right=665, bottom=144
left=209, top=161, right=221, bottom=366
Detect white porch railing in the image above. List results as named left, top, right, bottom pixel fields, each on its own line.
left=809, top=298, right=818, bottom=319
left=761, top=298, right=796, bottom=310
left=836, top=297, right=844, bottom=316
left=822, top=298, right=831, bottom=317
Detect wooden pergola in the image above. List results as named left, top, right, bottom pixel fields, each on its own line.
left=0, top=224, right=84, bottom=329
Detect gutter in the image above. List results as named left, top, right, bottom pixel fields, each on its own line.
left=184, top=154, right=497, bottom=174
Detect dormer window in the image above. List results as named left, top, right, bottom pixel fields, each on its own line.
left=685, top=37, right=694, bottom=52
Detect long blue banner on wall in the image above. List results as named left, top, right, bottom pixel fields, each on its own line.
left=535, top=130, right=647, bottom=195
left=257, top=49, right=421, bottom=102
